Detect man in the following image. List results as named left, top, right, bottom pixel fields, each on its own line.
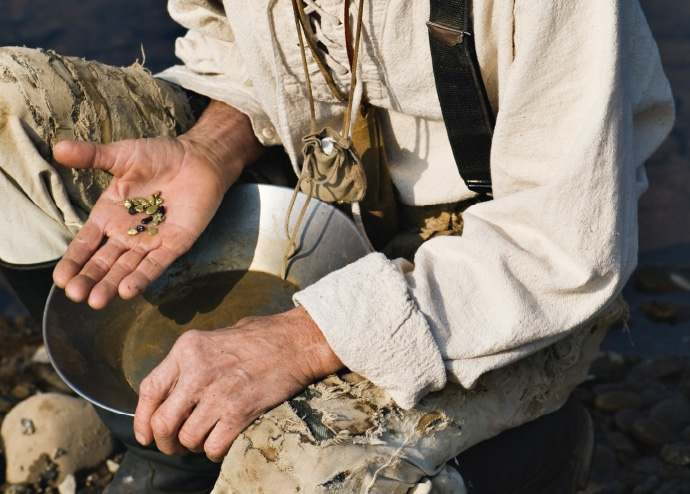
left=0, top=0, right=674, bottom=492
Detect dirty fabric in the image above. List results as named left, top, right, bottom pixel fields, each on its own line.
left=0, top=47, right=196, bottom=264
left=213, top=298, right=623, bottom=493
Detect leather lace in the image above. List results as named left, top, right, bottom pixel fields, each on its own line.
left=283, top=0, right=368, bottom=278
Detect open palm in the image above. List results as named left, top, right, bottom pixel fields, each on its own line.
left=53, top=136, right=238, bottom=309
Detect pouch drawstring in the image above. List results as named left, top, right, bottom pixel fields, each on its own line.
left=283, top=0, right=371, bottom=279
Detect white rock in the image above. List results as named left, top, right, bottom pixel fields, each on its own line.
left=1, top=393, right=113, bottom=484
left=58, top=474, right=77, bottom=494
left=106, top=459, right=120, bottom=473
left=31, top=345, right=51, bottom=364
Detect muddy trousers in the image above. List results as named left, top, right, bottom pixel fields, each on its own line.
left=0, top=46, right=622, bottom=493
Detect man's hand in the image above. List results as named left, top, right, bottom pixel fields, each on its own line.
left=52, top=101, right=264, bottom=309
left=133, top=306, right=343, bottom=462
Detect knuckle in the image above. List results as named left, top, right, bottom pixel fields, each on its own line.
left=205, top=442, right=229, bottom=463
left=150, top=412, right=175, bottom=438
left=138, top=376, right=161, bottom=400
left=175, top=330, right=205, bottom=355
left=178, top=427, right=202, bottom=450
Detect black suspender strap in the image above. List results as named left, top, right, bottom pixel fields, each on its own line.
left=427, top=0, right=495, bottom=194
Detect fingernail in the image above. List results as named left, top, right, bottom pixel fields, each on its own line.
left=134, top=431, right=146, bottom=444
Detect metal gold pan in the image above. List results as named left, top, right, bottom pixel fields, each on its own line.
left=43, top=183, right=372, bottom=416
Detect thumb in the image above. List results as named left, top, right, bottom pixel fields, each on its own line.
left=53, top=140, right=127, bottom=173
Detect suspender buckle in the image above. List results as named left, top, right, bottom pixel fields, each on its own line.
left=465, top=180, right=492, bottom=194
left=426, top=21, right=470, bottom=47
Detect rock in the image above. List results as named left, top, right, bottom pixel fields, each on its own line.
left=3, top=485, right=30, bottom=494
left=32, top=365, right=75, bottom=394
left=614, top=408, right=646, bottom=433
left=606, top=431, right=639, bottom=456
left=632, top=475, right=661, bottom=494
left=634, top=264, right=687, bottom=293
left=640, top=301, right=678, bottom=323
left=0, top=394, right=14, bottom=413
left=629, top=457, right=666, bottom=477
left=632, top=355, right=684, bottom=379
left=591, top=444, right=617, bottom=472
left=657, top=479, right=689, bottom=493
left=619, top=469, right=647, bottom=488
left=106, top=459, right=120, bottom=474
left=10, top=382, right=32, bottom=400
left=661, top=442, right=690, bottom=466
left=669, top=271, right=690, bottom=291
left=650, top=397, right=690, bottom=431
left=12, top=315, right=26, bottom=330
left=639, top=384, right=673, bottom=408
left=58, top=473, right=77, bottom=494
left=1, top=393, right=113, bottom=484
left=632, top=418, right=677, bottom=449
left=31, top=345, right=51, bottom=364
left=589, top=352, right=630, bottom=381
left=594, top=390, right=644, bottom=412
left=680, top=367, right=690, bottom=399
left=623, top=374, right=660, bottom=393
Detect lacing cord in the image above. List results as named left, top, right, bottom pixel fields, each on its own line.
left=282, top=0, right=369, bottom=279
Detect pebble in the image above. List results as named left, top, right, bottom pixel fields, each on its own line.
left=650, top=396, right=690, bottom=430
left=634, top=264, right=683, bottom=293
left=660, top=442, right=690, bottom=466
left=632, top=418, right=677, bottom=449
left=594, top=390, right=644, bottom=412
left=11, top=383, right=32, bottom=400
left=632, top=354, right=684, bottom=379
left=629, top=456, right=666, bottom=477
left=57, top=474, right=77, bottom=494
left=106, top=458, right=120, bottom=473
left=614, top=407, right=645, bottom=433
left=632, top=475, right=661, bottom=494
left=591, top=444, right=617, bottom=472
left=606, top=430, right=639, bottom=456
left=3, top=485, right=30, bottom=494
left=640, top=300, right=678, bottom=323
left=31, top=345, right=51, bottom=364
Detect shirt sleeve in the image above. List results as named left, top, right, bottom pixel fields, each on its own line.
left=156, top=0, right=281, bottom=146
left=294, top=1, right=675, bottom=408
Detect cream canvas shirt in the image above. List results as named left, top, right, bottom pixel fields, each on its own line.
left=157, top=0, right=674, bottom=408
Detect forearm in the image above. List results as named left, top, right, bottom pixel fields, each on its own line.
left=178, top=99, right=266, bottom=192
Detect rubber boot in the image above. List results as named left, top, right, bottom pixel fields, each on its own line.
left=451, top=393, right=594, bottom=493
left=0, top=260, right=57, bottom=323
left=96, top=409, right=220, bottom=494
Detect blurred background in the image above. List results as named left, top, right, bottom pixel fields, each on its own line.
left=0, top=0, right=688, bottom=350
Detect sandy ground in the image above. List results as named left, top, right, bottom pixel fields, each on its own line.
left=0, top=0, right=688, bottom=492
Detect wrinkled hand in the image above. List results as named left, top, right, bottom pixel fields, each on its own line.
left=133, top=306, right=343, bottom=462
left=53, top=102, right=262, bottom=309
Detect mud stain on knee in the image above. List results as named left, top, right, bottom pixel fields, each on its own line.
left=255, top=441, right=279, bottom=462
left=289, top=396, right=336, bottom=442
left=319, top=470, right=350, bottom=488
left=415, top=411, right=446, bottom=434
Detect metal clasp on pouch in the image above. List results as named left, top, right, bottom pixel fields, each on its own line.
left=426, top=21, right=471, bottom=47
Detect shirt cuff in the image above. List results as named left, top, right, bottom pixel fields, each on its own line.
left=156, top=66, right=281, bottom=147
left=293, top=252, right=447, bottom=409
